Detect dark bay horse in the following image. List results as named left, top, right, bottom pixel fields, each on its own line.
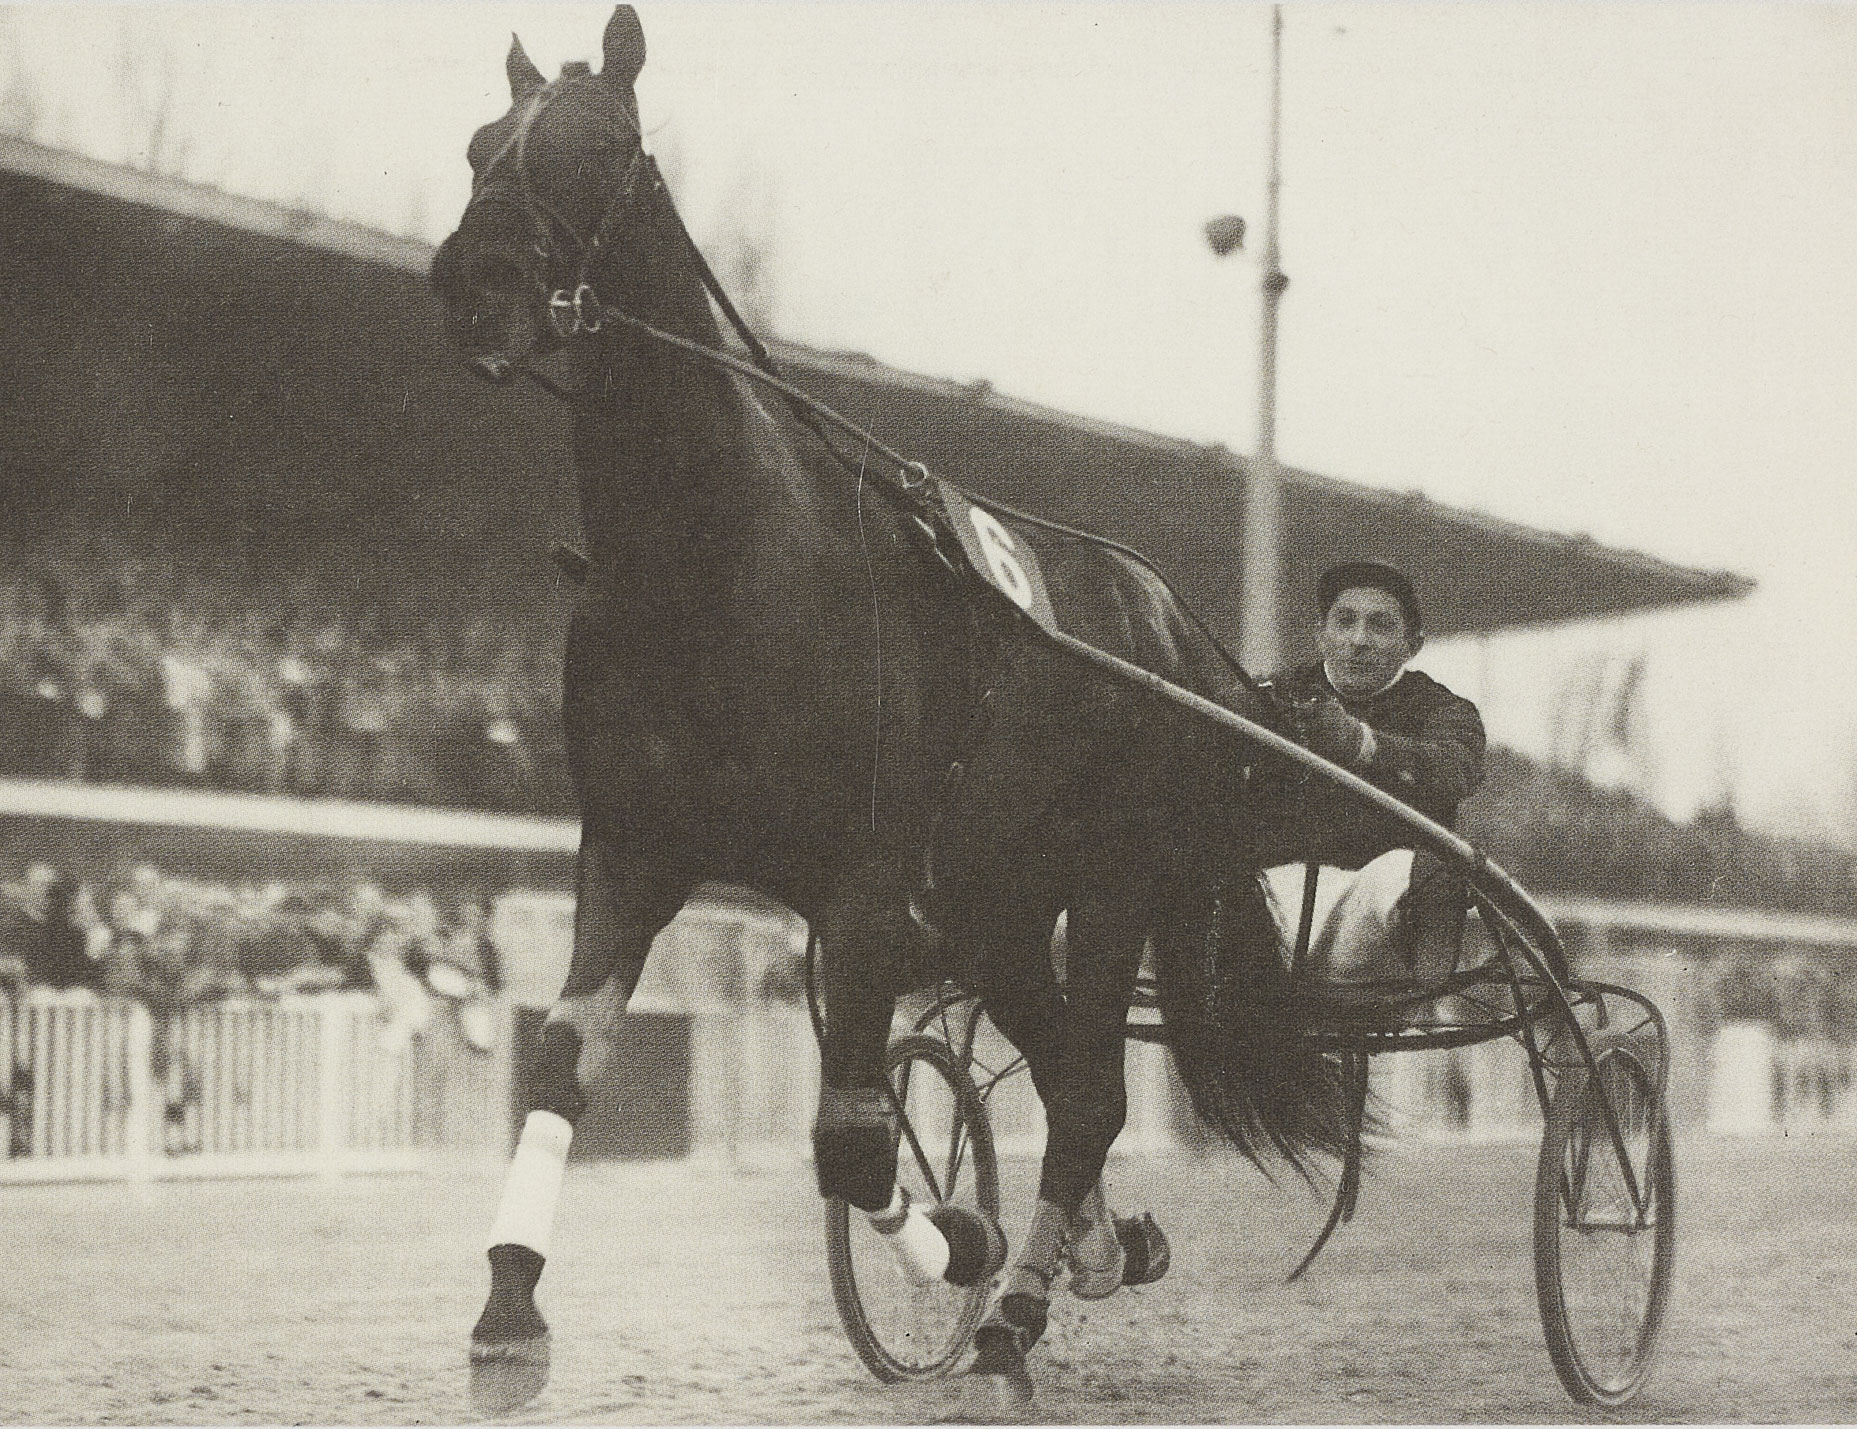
left=431, top=7, right=1346, bottom=1412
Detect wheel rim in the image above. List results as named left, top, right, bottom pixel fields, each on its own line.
left=1539, top=1049, right=1675, bottom=1403
left=828, top=1039, right=997, bottom=1380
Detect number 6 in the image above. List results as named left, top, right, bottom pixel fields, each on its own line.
left=969, top=508, right=1033, bottom=611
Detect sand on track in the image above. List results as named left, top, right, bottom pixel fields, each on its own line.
left=3, top=1137, right=1850, bottom=1424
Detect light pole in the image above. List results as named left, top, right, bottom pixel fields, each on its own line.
left=1206, top=3, right=1288, bottom=675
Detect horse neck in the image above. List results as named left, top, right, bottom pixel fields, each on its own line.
left=569, top=186, right=754, bottom=566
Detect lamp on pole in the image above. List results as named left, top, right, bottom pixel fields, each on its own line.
left=1205, top=3, right=1288, bottom=675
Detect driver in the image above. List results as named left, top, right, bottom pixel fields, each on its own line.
left=1248, top=560, right=1487, bottom=999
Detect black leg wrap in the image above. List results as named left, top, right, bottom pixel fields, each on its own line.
left=1115, top=1212, right=1172, bottom=1287
left=473, top=1244, right=548, bottom=1343
left=530, top=1021, right=589, bottom=1124
left=812, top=1085, right=898, bottom=1212
left=972, top=1291, right=1047, bottom=1368
left=964, top=1292, right=1044, bottom=1411
left=927, top=1204, right=1008, bottom=1288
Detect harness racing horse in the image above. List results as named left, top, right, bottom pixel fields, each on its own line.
left=431, top=8, right=1348, bottom=1412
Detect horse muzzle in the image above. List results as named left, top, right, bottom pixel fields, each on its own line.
left=432, top=231, right=550, bottom=382
left=447, top=299, right=546, bottom=384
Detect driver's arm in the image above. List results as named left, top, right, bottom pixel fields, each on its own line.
left=1361, top=688, right=1486, bottom=814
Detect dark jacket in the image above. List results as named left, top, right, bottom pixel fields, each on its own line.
left=0, top=898, right=102, bottom=991
left=1246, top=661, right=1486, bottom=870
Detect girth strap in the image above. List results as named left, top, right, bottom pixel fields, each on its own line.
left=908, top=679, right=1000, bottom=949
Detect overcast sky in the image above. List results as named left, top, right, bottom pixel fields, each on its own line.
left=5, top=2, right=1855, bottom=842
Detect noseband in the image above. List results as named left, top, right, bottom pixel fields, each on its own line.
left=467, top=72, right=649, bottom=339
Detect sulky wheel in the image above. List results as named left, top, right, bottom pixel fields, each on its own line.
left=826, top=1033, right=1001, bottom=1382
left=1533, top=1032, right=1676, bottom=1406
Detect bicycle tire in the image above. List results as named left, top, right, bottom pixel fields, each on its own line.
left=1533, top=1035, right=1676, bottom=1406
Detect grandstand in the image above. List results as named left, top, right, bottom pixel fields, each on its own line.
left=4, top=133, right=1844, bottom=1177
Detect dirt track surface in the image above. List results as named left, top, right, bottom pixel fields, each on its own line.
left=3, top=1137, right=1850, bottom=1424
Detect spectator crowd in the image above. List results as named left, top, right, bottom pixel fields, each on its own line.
left=1463, top=746, right=1857, bottom=922
left=0, top=537, right=572, bottom=813
left=0, top=858, right=502, bottom=1012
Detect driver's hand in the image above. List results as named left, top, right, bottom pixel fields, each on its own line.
left=1304, top=694, right=1372, bottom=768
left=1254, top=679, right=1312, bottom=730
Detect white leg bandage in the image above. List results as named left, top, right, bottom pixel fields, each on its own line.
left=487, top=1110, right=575, bottom=1256
left=867, top=1185, right=951, bottom=1284
left=1004, top=1197, right=1070, bottom=1300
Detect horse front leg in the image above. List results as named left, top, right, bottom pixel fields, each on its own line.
left=468, top=836, right=691, bottom=1415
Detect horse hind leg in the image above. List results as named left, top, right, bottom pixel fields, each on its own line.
left=955, top=1202, right=1061, bottom=1417
left=811, top=869, right=1007, bottom=1287
left=468, top=839, right=689, bottom=1416
left=964, top=884, right=1166, bottom=1411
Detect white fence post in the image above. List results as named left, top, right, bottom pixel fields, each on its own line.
left=1708, top=1022, right=1776, bottom=1135
left=318, top=998, right=348, bottom=1169
left=123, top=1004, right=155, bottom=1176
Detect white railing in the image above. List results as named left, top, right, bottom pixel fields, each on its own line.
left=1708, top=1022, right=1857, bottom=1136
left=0, top=988, right=486, bottom=1182
left=1, top=989, right=147, bottom=1165
left=649, top=1004, right=1857, bottom=1158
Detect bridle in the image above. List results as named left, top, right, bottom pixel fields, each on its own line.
left=465, top=68, right=649, bottom=341
left=459, top=67, right=945, bottom=501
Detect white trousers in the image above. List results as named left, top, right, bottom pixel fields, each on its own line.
left=1260, top=849, right=1415, bottom=989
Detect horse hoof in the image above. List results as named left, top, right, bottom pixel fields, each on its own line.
left=956, top=1326, right=1035, bottom=1419
left=1062, top=1235, right=1125, bottom=1301
left=927, top=1204, right=1008, bottom=1288
left=468, top=1333, right=551, bottom=1417
left=1116, top=1212, right=1171, bottom=1287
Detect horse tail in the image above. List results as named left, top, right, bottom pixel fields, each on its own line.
left=1149, top=868, right=1353, bottom=1179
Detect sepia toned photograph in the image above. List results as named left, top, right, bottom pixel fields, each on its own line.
left=1, top=3, right=1852, bottom=1422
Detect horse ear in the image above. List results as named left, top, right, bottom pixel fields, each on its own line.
left=507, top=34, right=546, bottom=101
left=601, top=6, right=647, bottom=89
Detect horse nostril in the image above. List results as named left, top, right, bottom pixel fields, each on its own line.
left=472, top=354, right=514, bottom=384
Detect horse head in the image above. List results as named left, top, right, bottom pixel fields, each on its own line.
left=431, top=6, right=649, bottom=383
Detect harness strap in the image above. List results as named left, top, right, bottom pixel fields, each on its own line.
left=908, top=671, right=1001, bottom=949
left=1290, top=861, right=1320, bottom=978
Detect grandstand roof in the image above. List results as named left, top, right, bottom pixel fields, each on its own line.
left=0, top=135, right=1752, bottom=656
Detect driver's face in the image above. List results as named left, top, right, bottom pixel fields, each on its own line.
left=1318, top=586, right=1414, bottom=698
